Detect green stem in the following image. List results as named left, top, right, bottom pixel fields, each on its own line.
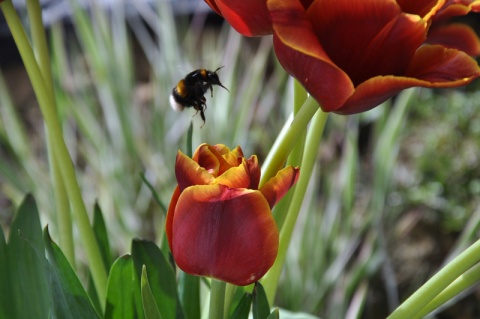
left=223, top=283, right=236, bottom=319
left=209, top=279, right=226, bottom=319
left=1, top=0, right=107, bottom=307
left=413, top=262, right=480, bottom=319
left=26, top=0, right=75, bottom=266
left=261, top=108, right=329, bottom=304
left=260, top=95, right=318, bottom=188
left=388, top=239, right=480, bottom=319
left=273, top=81, right=308, bottom=229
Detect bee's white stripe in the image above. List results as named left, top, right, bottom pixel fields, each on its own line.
left=170, top=94, right=185, bottom=111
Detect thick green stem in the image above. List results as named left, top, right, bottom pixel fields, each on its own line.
left=388, top=239, right=480, bottom=319
left=1, top=0, right=107, bottom=307
left=26, top=0, right=75, bottom=266
left=209, top=280, right=226, bottom=319
left=262, top=108, right=329, bottom=304
left=413, top=262, right=480, bottom=319
left=260, top=95, right=318, bottom=188
left=273, top=81, right=308, bottom=229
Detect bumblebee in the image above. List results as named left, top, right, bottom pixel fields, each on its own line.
left=170, top=67, right=229, bottom=125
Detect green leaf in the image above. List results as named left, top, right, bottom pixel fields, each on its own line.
left=186, top=121, right=193, bottom=157
left=0, top=225, right=8, bottom=319
left=140, top=173, right=167, bottom=214
left=266, top=308, right=279, bottom=319
left=88, top=202, right=113, bottom=313
left=105, top=254, right=135, bottom=319
left=230, top=293, right=252, bottom=319
left=7, top=194, right=50, bottom=319
left=141, top=265, right=163, bottom=319
left=178, top=272, right=200, bottom=319
left=131, top=239, right=182, bottom=319
left=93, top=202, right=112, bottom=271
left=44, top=226, right=101, bottom=318
left=253, top=282, right=270, bottom=319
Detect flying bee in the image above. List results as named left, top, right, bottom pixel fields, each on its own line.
left=170, top=67, right=229, bottom=126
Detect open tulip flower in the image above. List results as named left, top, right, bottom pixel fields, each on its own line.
left=166, top=144, right=300, bottom=286
left=205, top=0, right=480, bottom=115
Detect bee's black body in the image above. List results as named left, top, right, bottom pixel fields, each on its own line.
left=170, top=67, right=228, bottom=125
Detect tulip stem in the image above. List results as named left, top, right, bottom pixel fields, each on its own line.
left=0, top=0, right=107, bottom=306
left=209, top=279, right=226, bottom=319
left=260, top=95, right=318, bottom=187
left=261, top=107, right=328, bottom=304
left=388, top=238, right=480, bottom=319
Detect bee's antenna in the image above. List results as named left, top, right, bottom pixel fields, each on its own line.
left=214, top=66, right=225, bottom=73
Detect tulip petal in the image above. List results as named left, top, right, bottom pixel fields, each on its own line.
left=435, top=0, right=480, bottom=21
left=406, top=44, right=480, bottom=82
left=213, top=144, right=244, bottom=167
left=175, top=151, right=215, bottom=191
left=193, top=144, right=233, bottom=177
left=396, top=0, right=445, bottom=19
left=165, top=185, right=181, bottom=252
left=335, top=45, right=480, bottom=114
left=215, top=159, right=253, bottom=189
left=306, top=0, right=427, bottom=86
left=260, top=166, right=300, bottom=209
left=171, top=184, right=278, bottom=286
left=427, top=24, right=480, bottom=57
left=246, top=155, right=261, bottom=190
left=207, top=0, right=273, bottom=36
left=269, top=0, right=354, bottom=111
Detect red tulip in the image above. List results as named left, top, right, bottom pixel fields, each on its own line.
left=166, top=144, right=299, bottom=286
left=269, top=0, right=480, bottom=114
left=204, top=0, right=273, bottom=36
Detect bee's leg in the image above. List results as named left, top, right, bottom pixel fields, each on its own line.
left=200, top=109, right=206, bottom=128
left=201, top=96, right=207, bottom=110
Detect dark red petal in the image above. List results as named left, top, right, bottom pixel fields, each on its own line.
left=260, top=166, right=300, bottom=209
left=406, top=44, right=480, bottom=82
left=165, top=186, right=181, bottom=252
left=427, top=24, right=480, bottom=57
left=175, top=150, right=215, bottom=191
left=269, top=0, right=354, bottom=111
left=334, top=45, right=480, bottom=114
left=171, top=185, right=279, bottom=286
left=307, top=0, right=427, bottom=86
left=246, top=155, right=261, bottom=190
left=435, top=0, right=480, bottom=21
left=204, top=0, right=222, bottom=16
left=208, top=0, right=272, bottom=36
left=332, top=75, right=419, bottom=114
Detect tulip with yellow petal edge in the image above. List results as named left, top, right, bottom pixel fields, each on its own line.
left=166, top=144, right=299, bottom=286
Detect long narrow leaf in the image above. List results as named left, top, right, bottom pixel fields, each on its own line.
left=131, top=239, right=183, bottom=319
left=253, top=282, right=270, bottom=319
left=44, top=226, right=101, bottom=318
left=266, top=308, right=279, bottom=319
left=0, top=225, right=8, bottom=319
left=178, top=272, right=200, bottom=319
left=7, top=194, right=49, bottom=319
left=105, top=255, right=135, bottom=319
left=142, top=265, right=163, bottom=319
left=89, top=202, right=113, bottom=312
left=230, top=293, right=253, bottom=319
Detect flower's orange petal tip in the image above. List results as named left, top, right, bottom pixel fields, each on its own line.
left=260, top=166, right=300, bottom=209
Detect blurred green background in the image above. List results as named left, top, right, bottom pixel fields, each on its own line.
left=0, top=1, right=479, bottom=318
